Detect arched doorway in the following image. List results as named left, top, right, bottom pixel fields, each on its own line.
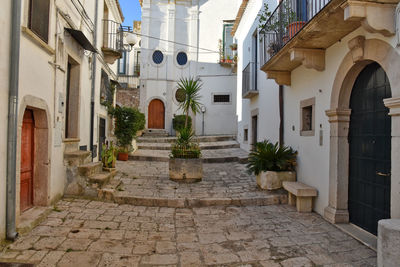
left=20, top=109, right=35, bottom=211
left=348, top=63, right=391, bottom=235
left=148, top=99, right=165, bottom=129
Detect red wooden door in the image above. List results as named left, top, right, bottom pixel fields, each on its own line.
left=148, top=99, right=165, bottom=129
left=20, top=109, right=34, bottom=212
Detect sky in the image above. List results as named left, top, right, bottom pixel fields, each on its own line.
left=119, top=0, right=142, bottom=27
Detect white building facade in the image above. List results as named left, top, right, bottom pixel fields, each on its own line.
left=139, top=0, right=240, bottom=136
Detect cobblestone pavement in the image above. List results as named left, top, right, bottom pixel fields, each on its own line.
left=0, top=199, right=376, bottom=266
left=113, top=162, right=286, bottom=206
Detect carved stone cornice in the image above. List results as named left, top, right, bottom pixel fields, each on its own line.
left=289, top=48, right=326, bottom=71
left=348, top=35, right=366, bottom=62
left=384, top=97, right=400, bottom=116
left=325, top=109, right=352, bottom=123
left=266, top=71, right=291, bottom=86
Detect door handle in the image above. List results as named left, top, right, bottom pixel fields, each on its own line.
left=376, top=172, right=391, bottom=177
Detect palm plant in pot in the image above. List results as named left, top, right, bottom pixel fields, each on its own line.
left=247, top=140, right=297, bottom=190
left=169, top=77, right=203, bottom=182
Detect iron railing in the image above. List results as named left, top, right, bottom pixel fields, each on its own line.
left=260, top=0, right=331, bottom=66
left=102, top=19, right=123, bottom=51
left=242, top=62, right=257, bottom=97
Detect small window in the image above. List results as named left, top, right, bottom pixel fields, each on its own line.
left=223, top=24, right=234, bottom=59
left=244, top=129, right=248, bottom=142
left=152, top=50, right=164, bottom=64
left=176, top=52, right=188, bottom=66
left=300, top=97, right=315, bottom=136
left=118, top=51, right=127, bottom=74
left=28, top=0, right=50, bottom=43
left=213, top=94, right=231, bottom=103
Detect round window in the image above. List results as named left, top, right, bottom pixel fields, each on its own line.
left=152, top=50, right=164, bottom=64
left=176, top=52, right=188, bottom=66
left=175, top=88, right=186, bottom=103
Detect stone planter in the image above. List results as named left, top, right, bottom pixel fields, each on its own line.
left=169, top=158, right=203, bottom=183
left=256, top=171, right=296, bottom=190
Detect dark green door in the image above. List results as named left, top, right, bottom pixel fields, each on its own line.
left=348, top=62, right=391, bottom=235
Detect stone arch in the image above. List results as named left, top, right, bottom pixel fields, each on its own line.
left=325, top=38, right=400, bottom=224
left=16, top=95, right=51, bottom=216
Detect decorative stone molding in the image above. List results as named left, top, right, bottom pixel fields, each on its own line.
left=342, top=1, right=396, bottom=37
left=289, top=48, right=325, bottom=71
left=266, top=71, right=291, bottom=86
left=384, top=97, right=400, bottom=116
left=326, top=109, right=352, bottom=123
left=396, top=3, right=400, bottom=46
left=348, top=36, right=366, bottom=62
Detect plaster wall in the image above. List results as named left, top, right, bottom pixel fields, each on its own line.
left=140, top=0, right=240, bottom=135
left=284, top=26, right=396, bottom=216
left=234, top=0, right=280, bottom=151
left=0, top=0, right=12, bottom=240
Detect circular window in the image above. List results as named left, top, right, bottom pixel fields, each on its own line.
left=152, top=50, right=164, bottom=64
left=175, top=88, right=186, bottom=103
left=176, top=52, right=188, bottom=66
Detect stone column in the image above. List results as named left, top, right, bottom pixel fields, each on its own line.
left=324, top=109, right=351, bottom=224
left=378, top=219, right=400, bottom=267
left=384, top=97, right=400, bottom=219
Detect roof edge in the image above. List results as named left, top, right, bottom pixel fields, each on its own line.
left=231, top=0, right=249, bottom=37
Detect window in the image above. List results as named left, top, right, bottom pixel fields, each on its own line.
left=28, top=0, right=50, bottom=43
left=213, top=94, right=231, bottom=103
left=118, top=51, right=127, bottom=74
left=176, top=52, right=188, bottom=66
left=152, top=50, right=164, bottom=64
left=244, top=129, right=248, bottom=142
left=223, top=23, right=234, bottom=59
left=300, top=97, right=315, bottom=136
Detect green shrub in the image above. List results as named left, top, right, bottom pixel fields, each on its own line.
left=246, top=140, right=297, bottom=175
left=170, top=127, right=201, bottom=159
left=173, top=115, right=192, bottom=132
left=108, top=106, right=145, bottom=149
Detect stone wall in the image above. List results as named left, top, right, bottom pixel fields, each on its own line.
left=116, top=88, right=140, bottom=108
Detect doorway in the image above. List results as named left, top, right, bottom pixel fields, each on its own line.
left=65, top=57, right=80, bottom=138
left=20, top=109, right=35, bottom=212
left=252, top=115, right=258, bottom=147
left=348, top=62, right=391, bottom=235
left=148, top=99, right=165, bottom=129
left=99, top=118, right=106, bottom=160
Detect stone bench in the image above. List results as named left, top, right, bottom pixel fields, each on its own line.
left=282, top=181, right=318, bottom=212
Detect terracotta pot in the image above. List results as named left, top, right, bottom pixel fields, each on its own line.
left=287, top=21, right=306, bottom=39
left=117, top=152, right=129, bottom=161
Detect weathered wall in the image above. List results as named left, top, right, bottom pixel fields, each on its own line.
left=116, top=88, right=140, bottom=108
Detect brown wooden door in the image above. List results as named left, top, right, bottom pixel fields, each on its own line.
left=20, top=109, right=34, bottom=212
left=148, top=99, right=165, bottom=129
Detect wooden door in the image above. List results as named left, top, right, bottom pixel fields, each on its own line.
left=21, top=109, right=34, bottom=212
left=148, top=99, right=165, bottom=129
left=348, top=63, right=391, bottom=235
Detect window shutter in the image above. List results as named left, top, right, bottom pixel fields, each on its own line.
left=29, top=0, right=50, bottom=43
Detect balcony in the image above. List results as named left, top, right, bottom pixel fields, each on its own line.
left=242, top=62, right=259, bottom=99
left=259, top=0, right=398, bottom=85
left=102, top=19, right=123, bottom=64
left=117, top=74, right=140, bottom=89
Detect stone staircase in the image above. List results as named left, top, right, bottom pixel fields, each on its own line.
left=63, top=139, right=118, bottom=197
left=131, top=135, right=248, bottom=163
left=142, top=129, right=169, bottom=137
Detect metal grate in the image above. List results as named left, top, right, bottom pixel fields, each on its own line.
left=152, top=50, right=164, bottom=64
left=176, top=52, right=188, bottom=66
left=213, top=94, right=230, bottom=103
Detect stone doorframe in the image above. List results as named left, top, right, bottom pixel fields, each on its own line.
left=325, top=37, right=400, bottom=224
left=16, top=95, right=51, bottom=218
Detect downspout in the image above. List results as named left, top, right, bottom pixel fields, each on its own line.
left=279, top=85, right=284, bottom=146
left=90, top=0, right=99, bottom=160
left=6, top=0, right=22, bottom=240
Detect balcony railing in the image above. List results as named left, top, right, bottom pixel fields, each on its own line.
left=117, top=75, right=140, bottom=89
left=260, top=0, right=331, bottom=66
left=242, top=62, right=258, bottom=99
left=103, top=19, right=123, bottom=51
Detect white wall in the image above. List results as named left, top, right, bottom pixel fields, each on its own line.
left=234, top=0, right=280, bottom=151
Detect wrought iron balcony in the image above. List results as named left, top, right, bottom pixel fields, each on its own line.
left=102, top=19, right=123, bottom=64
left=242, top=62, right=258, bottom=99
left=260, top=0, right=331, bottom=67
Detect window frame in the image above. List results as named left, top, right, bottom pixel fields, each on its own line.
left=118, top=50, right=127, bottom=75
left=28, top=0, right=50, bottom=43
left=222, top=23, right=234, bottom=60
left=212, top=93, right=232, bottom=105
left=300, top=97, right=315, bottom=136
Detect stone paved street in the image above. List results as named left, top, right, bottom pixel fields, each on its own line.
left=0, top=198, right=376, bottom=266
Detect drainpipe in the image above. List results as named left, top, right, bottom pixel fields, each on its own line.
left=6, top=0, right=22, bottom=241
left=279, top=85, right=284, bottom=146
left=90, top=0, right=99, bottom=160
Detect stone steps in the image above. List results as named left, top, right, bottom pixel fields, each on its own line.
left=142, top=129, right=169, bottom=137
left=78, top=162, right=103, bottom=177
left=88, top=170, right=116, bottom=187
left=137, top=140, right=240, bottom=150
left=137, top=135, right=236, bottom=144
left=129, top=148, right=248, bottom=163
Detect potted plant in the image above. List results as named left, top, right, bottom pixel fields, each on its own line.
left=247, top=140, right=297, bottom=190
left=109, top=106, right=145, bottom=161
left=173, top=115, right=192, bottom=136
left=230, top=43, right=237, bottom=51
left=169, top=127, right=202, bottom=182
left=176, top=77, right=202, bottom=128
left=102, top=142, right=116, bottom=171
